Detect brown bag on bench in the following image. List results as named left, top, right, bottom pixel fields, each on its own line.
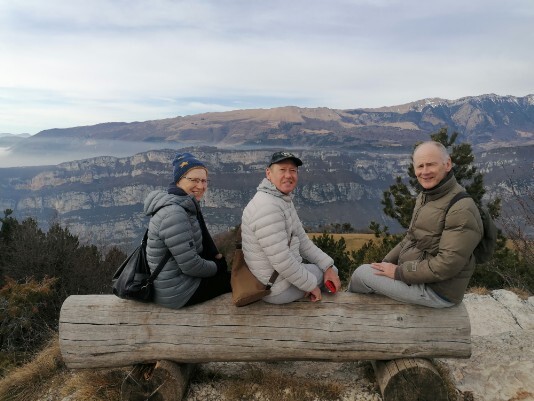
left=230, top=243, right=279, bottom=307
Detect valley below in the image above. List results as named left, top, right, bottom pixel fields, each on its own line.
left=0, top=145, right=531, bottom=251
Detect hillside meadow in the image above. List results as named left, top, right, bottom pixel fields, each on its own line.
left=307, top=233, right=520, bottom=253
left=308, top=233, right=377, bottom=253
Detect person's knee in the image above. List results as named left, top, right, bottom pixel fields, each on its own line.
left=348, top=264, right=374, bottom=293
left=352, top=264, right=374, bottom=280
left=304, top=264, right=324, bottom=284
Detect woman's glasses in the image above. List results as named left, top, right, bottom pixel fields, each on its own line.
left=183, top=177, right=209, bottom=185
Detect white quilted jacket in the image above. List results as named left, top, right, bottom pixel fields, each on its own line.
left=241, top=178, right=334, bottom=295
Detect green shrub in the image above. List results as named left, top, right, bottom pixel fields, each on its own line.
left=311, top=233, right=356, bottom=284
left=351, top=224, right=402, bottom=267
left=470, top=239, right=534, bottom=293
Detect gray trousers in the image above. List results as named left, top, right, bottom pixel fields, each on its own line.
left=263, top=264, right=337, bottom=304
left=348, top=264, right=455, bottom=308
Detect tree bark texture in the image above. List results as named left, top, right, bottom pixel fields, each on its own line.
left=59, top=293, right=471, bottom=369
left=372, top=358, right=449, bottom=401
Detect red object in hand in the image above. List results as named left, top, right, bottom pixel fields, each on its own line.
left=325, top=280, right=336, bottom=294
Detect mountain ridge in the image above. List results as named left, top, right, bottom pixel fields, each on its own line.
left=5, top=94, right=533, bottom=168
left=364, top=93, right=534, bottom=113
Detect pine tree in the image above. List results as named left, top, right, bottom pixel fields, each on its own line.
left=0, top=209, right=18, bottom=245
left=311, top=233, right=354, bottom=282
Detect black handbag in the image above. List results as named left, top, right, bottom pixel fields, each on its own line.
left=112, top=229, right=172, bottom=302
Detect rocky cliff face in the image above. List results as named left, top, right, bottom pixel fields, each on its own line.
left=0, top=145, right=531, bottom=250
left=441, top=290, right=534, bottom=401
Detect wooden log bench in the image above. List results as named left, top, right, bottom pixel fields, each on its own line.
left=59, top=292, right=471, bottom=401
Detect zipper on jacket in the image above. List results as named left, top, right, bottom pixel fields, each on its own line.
left=400, top=193, right=427, bottom=261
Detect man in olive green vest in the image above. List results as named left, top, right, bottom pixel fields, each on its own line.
left=348, top=141, right=483, bottom=307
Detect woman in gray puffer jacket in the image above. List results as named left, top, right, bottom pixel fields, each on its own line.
left=143, top=153, right=231, bottom=309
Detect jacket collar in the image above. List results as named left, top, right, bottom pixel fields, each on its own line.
left=257, top=178, right=294, bottom=202
left=144, top=188, right=197, bottom=216
left=421, top=171, right=457, bottom=201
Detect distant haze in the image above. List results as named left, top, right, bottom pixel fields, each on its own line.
left=1, top=93, right=533, bottom=168
left=0, top=140, right=185, bottom=168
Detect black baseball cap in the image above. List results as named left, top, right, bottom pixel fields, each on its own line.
left=268, top=151, right=303, bottom=167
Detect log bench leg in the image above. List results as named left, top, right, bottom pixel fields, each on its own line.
left=120, top=361, right=195, bottom=401
left=372, top=358, right=449, bottom=401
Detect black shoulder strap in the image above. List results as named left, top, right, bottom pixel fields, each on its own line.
left=147, top=249, right=172, bottom=283
left=265, top=271, right=279, bottom=290
left=446, top=192, right=472, bottom=215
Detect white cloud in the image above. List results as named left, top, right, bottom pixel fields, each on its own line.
left=0, top=0, right=533, bottom=134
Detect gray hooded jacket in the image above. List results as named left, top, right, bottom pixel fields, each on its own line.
left=143, top=190, right=217, bottom=309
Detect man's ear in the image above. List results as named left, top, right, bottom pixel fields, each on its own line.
left=266, top=167, right=272, bottom=181
left=445, top=157, right=452, bottom=172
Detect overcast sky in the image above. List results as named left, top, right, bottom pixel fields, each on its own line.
left=1, top=0, right=533, bottom=135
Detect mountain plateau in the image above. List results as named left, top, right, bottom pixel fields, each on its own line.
left=0, top=145, right=531, bottom=250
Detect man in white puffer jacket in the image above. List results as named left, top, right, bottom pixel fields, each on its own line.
left=241, top=151, right=341, bottom=304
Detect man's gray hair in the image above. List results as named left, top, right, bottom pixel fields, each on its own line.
left=413, top=141, right=450, bottom=162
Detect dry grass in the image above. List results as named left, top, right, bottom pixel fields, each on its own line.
left=0, top=335, right=126, bottom=401
left=468, top=286, right=532, bottom=300
left=308, top=233, right=376, bottom=253
left=192, top=364, right=346, bottom=401
left=0, top=340, right=346, bottom=401
left=58, top=369, right=125, bottom=401
left=0, top=336, right=64, bottom=401
left=508, top=390, right=534, bottom=401
left=220, top=364, right=345, bottom=401
left=468, top=286, right=491, bottom=296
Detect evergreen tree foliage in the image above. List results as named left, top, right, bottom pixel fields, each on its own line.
left=381, top=176, right=415, bottom=229
left=0, top=215, right=46, bottom=288
left=0, top=209, right=18, bottom=246
left=469, top=236, right=533, bottom=292
left=0, top=211, right=126, bottom=360
left=350, top=223, right=403, bottom=267
left=311, top=233, right=354, bottom=283
left=316, top=222, right=355, bottom=234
